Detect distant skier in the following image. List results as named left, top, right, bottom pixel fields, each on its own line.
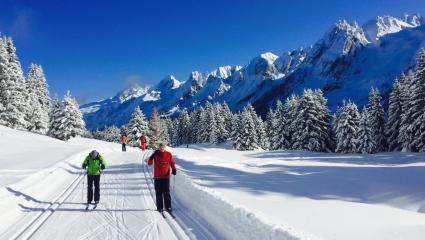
left=82, top=150, right=106, bottom=207
left=148, top=143, right=177, bottom=213
left=140, top=133, right=147, bottom=151
left=120, top=134, right=128, bottom=152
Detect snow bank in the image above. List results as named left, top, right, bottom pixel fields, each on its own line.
left=171, top=145, right=425, bottom=240
left=0, top=126, right=122, bottom=238
left=174, top=170, right=310, bottom=240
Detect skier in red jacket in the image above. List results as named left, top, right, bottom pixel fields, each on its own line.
left=148, top=143, right=177, bottom=213
left=140, top=133, right=147, bottom=151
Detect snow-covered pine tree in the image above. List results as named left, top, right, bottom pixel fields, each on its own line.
left=0, top=37, right=28, bottom=129
left=49, top=92, right=85, bottom=141
left=177, top=110, right=191, bottom=147
left=148, top=108, right=168, bottom=149
left=410, top=49, right=425, bottom=152
left=358, top=107, right=376, bottom=154
left=271, top=100, right=285, bottom=150
left=93, top=126, right=121, bottom=142
left=126, top=106, right=149, bottom=146
left=191, top=106, right=205, bottom=144
left=236, top=105, right=260, bottom=151
left=221, top=102, right=233, bottom=137
left=163, top=118, right=177, bottom=147
left=200, top=101, right=218, bottom=144
left=366, top=87, right=386, bottom=152
left=62, top=91, right=85, bottom=140
left=231, top=112, right=243, bottom=150
left=386, top=79, right=403, bottom=151
left=333, top=101, right=360, bottom=153
left=171, top=118, right=180, bottom=147
left=0, top=38, right=8, bottom=123
left=399, top=72, right=415, bottom=151
left=26, top=64, right=50, bottom=134
left=293, top=89, right=332, bottom=152
left=47, top=96, right=62, bottom=139
left=214, top=103, right=229, bottom=143
left=246, top=104, right=268, bottom=149
left=283, top=95, right=300, bottom=149
left=265, top=108, right=275, bottom=150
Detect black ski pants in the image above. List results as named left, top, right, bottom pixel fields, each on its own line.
left=87, top=175, right=100, bottom=203
left=122, top=143, right=126, bottom=152
left=154, top=178, right=171, bottom=211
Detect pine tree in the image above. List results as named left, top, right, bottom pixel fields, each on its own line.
left=191, top=106, right=204, bottom=144
left=0, top=37, right=28, bottom=129
left=163, top=118, right=178, bottom=147
left=231, top=112, right=244, bottom=150
left=26, top=64, right=50, bottom=134
left=399, top=72, right=415, bottom=151
left=366, top=87, right=386, bottom=152
left=234, top=105, right=260, bottom=150
left=386, top=79, right=403, bottom=151
left=246, top=104, right=268, bottom=149
left=214, top=103, right=229, bottom=143
left=49, top=92, right=85, bottom=141
left=284, top=95, right=300, bottom=149
left=200, top=101, right=218, bottom=144
left=293, top=89, right=332, bottom=152
left=358, top=107, right=376, bottom=153
left=271, top=100, right=285, bottom=150
left=265, top=108, right=275, bottom=150
left=126, top=106, right=149, bottom=146
left=177, top=110, right=191, bottom=147
left=148, top=108, right=168, bottom=149
left=93, top=125, right=121, bottom=142
left=0, top=38, right=9, bottom=123
left=48, top=96, right=62, bottom=139
left=333, top=101, right=360, bottom=153
left=221, top=102, right=233, bottom=137
left=410, top=49, right=425, bottom=151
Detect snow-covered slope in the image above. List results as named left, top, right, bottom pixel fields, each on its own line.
left=0, top=126, right=196, bottom=239
left=81, top=13, right=425, bottom=129
left=172, top=144, right=425, bottom=240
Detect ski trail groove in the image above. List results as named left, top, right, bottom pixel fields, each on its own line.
left=141, top=151, right=192, bottom=240
left=143, top=150, right=218, bottom=240
left=11, top=171, right=85, bottom=240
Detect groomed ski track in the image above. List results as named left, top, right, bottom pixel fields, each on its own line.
left=3, top=147, right=214, bottom=240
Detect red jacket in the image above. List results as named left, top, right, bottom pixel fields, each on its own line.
left=148, top=150, right=176, bottom=179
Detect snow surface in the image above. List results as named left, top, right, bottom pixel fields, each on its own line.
left=172, top=143, right=425, bottom=240
left=2, top=126, right=424, bottom=239
left=0, top=126, right=190, bottom=240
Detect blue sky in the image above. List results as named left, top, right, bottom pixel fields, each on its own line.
left=0, top=0, right=424, bottom=104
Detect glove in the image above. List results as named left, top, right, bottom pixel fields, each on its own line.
left=101, top=165, right=105, bottom=170
left=172, top=169, right=177, bottom=175
left=82, top=164, right=87, bottom=169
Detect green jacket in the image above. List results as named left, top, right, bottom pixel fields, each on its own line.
left=82, top=154, right=106, bottom=176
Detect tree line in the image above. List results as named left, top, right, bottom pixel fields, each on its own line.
left=0, top=34, right=86, bottom=140
left=98, top=49, right=425, bottom=153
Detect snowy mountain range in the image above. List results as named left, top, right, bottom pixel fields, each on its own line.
left=81, top=14, right=425, bottom=130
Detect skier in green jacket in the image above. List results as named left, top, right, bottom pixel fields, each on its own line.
left=82, top=150, right=106, bottom=206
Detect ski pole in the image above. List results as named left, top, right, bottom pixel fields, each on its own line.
left=172, top=175, right=176, bottom=210
left=82, top=170, right=85, bottom=204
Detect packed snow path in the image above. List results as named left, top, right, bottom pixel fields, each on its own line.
left=4, top=149, right=188, bottom=240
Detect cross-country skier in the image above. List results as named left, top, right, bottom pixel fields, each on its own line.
left=82, top=150, right=106, bottom=207
left=120, top=134, right=128, bottom=152
left=140, top=133, right=147, bottom=151
left=148, top=143, right=177, bottom=214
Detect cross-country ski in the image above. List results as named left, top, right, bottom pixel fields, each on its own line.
left=1, top=1, right=425, bottom=239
